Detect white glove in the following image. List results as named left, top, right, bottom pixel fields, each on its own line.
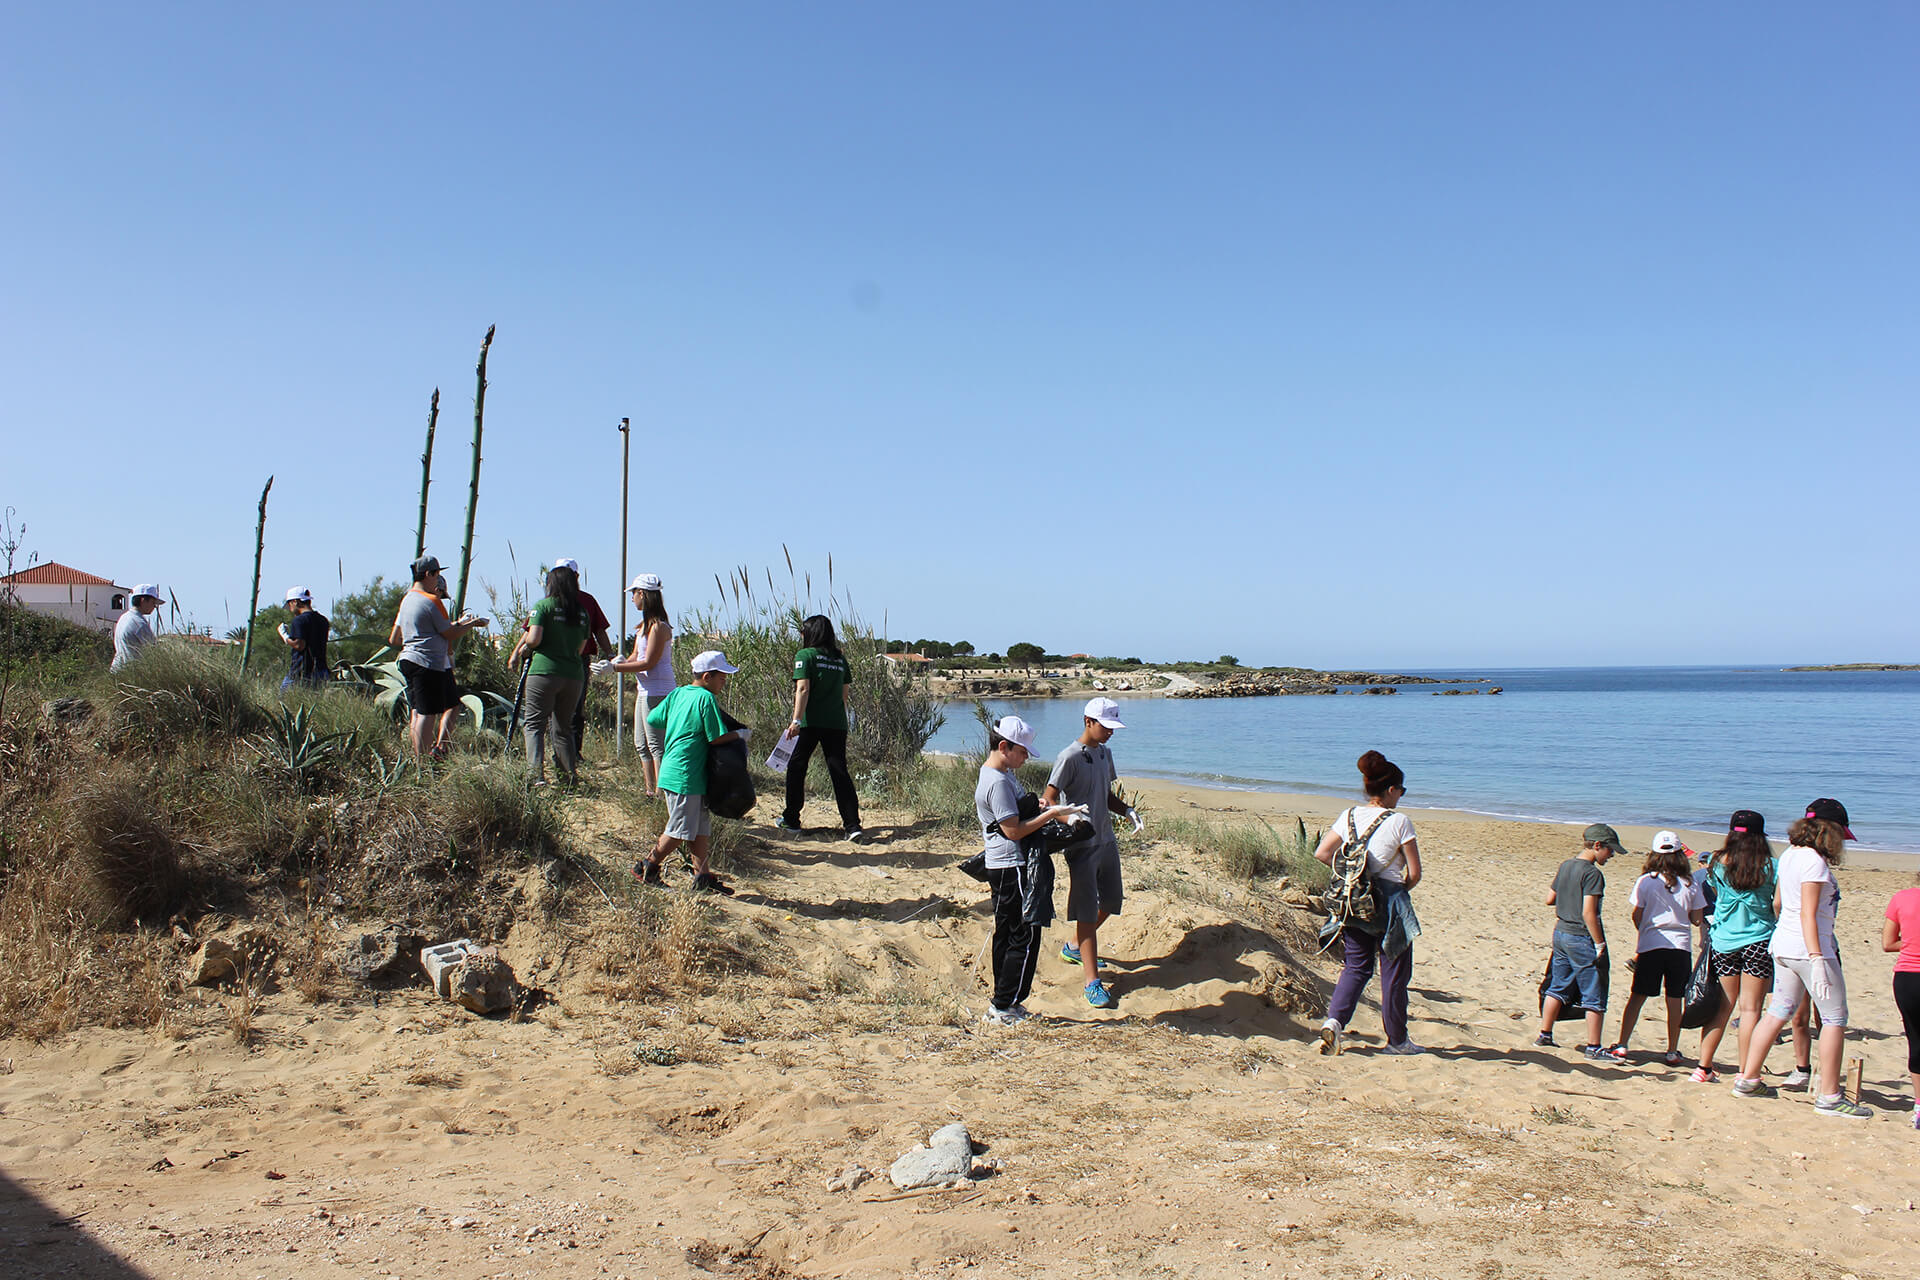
left=590, top=659, right=614, bottom=679
left=1125, top=806, right=1143, bottom=834
left=1807, top=957, right=1836, bottom=1005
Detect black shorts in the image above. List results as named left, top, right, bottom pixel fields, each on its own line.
left=1630, top=947, right=1692, bottom=998
left=398, top=659, right=459, bottom=717
left=1709, top=940, right=1774, bottom=982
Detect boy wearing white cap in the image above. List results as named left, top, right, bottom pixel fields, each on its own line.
left=976, top=716, right=1080, bottom=1024
left=1044, top=697, right=1136, bottom=1008
left=111, top=584, right=163, bottom=671
left=279, top=587, right=331, bottom=689
left=633, top=650, right=744, bottom=895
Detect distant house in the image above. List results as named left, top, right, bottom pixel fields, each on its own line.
left=0, top=562, right=132, bottom=632
left=881, top=652, right=933, bottom=669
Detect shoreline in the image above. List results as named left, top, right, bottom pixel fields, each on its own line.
left=1122, top=775, right=1920, bottom=868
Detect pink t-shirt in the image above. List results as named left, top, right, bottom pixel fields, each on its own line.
left=1886, top=887, right=1920, bottom=974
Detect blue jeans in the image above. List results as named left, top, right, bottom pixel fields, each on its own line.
left=1547, top=929, right=1606, bottom=1012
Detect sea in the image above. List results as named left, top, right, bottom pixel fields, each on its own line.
left=925, top=666, right=1920, bottom=856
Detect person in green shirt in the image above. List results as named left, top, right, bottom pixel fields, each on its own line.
left=776, top=615, right=866, bottom=843
left=633, top=650, right=743, bottom=895
left=507, top=565, right=591, bottom=786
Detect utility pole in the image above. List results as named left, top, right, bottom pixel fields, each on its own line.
left=616, top=417, right=631, bottom=759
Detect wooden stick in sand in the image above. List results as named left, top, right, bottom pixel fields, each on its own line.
left=1848, top=1055, right=1864, bottom=1104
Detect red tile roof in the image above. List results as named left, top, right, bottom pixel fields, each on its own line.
left=0, top=561, right=121, bottom=587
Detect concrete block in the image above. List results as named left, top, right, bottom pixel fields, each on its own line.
left=420, top=940, right=477, bottom=998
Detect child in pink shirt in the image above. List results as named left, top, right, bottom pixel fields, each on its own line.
left=1883, top=878, right=1920, bottom=1130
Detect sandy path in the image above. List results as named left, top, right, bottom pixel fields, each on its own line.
left=3, top=779, right=1916, bottom=1278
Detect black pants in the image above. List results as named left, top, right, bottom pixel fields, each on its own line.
left=1896, top=971, right=1920, bottom=1075
left=781, top=726, right=861, bottom=830
left=984, top=864, right=1040, bottom=1011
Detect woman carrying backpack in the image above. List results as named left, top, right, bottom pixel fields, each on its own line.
left=1312, top=750, right=1424, bottom=1056
left=507, top=565, right=591, bottom=788
left=1692, top=811, right=1778, bottom=1083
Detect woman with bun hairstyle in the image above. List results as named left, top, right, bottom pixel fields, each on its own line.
left=1692, top=811, right=1778, bottom=1083
left=609, top=574, right=673, bottom=799
left=1731, top=799, right=1870, bottom=1118
left=1311, top=751, right=1424, bottom=1056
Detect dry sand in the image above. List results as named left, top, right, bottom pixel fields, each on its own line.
left=4, top=776, right=1917, bottom=1278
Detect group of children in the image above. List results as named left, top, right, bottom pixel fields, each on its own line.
left=1536, top=799, right=1920, bottom=1127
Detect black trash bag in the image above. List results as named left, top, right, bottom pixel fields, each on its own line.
left=1538, top=946, right=1611, bottom=1022
left=1680, top=945, right=1723, bottom=1029
left=705, top=710, right=756, bottom=820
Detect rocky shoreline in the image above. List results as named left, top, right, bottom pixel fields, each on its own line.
left=1170, top=670, right=1489, bottom=699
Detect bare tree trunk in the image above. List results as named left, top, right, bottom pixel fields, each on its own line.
left=240, top=475, right=274, bottom=673
left=453, top=326, right=494, bottom=617
left=415, top=387, right=439, bottom=561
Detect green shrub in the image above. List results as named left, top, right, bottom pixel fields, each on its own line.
left=1156, top=813, right=1327, bottom=887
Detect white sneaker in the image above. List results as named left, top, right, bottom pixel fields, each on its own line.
left=1783, top=1067, right=1812, bottom=1089
left=1011, top=1003, right=1034, bottom=1019
left=1318, top=1019, right=1343, bottom=1056
left=981, top=1006, right=1020, bottom=1026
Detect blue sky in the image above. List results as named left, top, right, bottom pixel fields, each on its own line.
left=4, top=5, right=1914, bottom=668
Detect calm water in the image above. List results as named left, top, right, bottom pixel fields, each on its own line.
left=926, top=667, right=1920, bottom=854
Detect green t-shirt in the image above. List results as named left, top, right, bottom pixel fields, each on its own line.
left=793, top=646, right=851, bottom=731
left=647, top=684, right=727, bottom=796
left=528, top=597, right=589, bottom=680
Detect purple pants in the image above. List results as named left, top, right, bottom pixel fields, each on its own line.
left=1326, top=929, right=1412, bottom=1044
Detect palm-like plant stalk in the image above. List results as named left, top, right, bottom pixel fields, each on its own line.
left=239, top=475, right=273, bottom=673
left=453, top=325, right=495, bottom=617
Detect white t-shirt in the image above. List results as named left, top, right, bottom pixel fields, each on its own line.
left=111, top=609, right=155, bottom=671
left=1334, top=805, right=1416, bottom=884
left=1771, top=844, right=1838, bottom=960
left=1629, top=872, right=1702, bottom=953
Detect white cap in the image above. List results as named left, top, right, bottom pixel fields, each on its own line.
left=1651, top=830, right=1683, bottom=853
left=131, top=583, right=162, bottom=601
left=1083, top=696, right=1126, bottom=729
left=552, top=557, right=580, bottom=574
left=629, top=573, right=662, bottom=592
left=992, top=715, right=1041, bottom=755
left=284, top=586, right=311, bottom=603
left=690, top=650, right=739, bottom=674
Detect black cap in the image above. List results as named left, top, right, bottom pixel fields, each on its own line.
left=411, top=554, right=442, bottom=582
left=1803, top=798, right=1855, bottom=840
left=1728, top=809, right=1766, bottom=836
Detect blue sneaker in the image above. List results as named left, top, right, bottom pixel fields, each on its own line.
left=1060, top=943, right=1106, bottom=970
left=1084, top=980, right=1117, bottom=1009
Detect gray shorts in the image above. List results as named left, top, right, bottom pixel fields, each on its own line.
left=663, top=789, right=711, bottom=841
left=1768, top=954, right=1848, bottom=1027
left=634, top=692, right=667, bottom=761
left=1065, top=843, right=1123, bottom=922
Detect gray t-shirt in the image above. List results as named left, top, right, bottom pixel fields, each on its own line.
left=975, top=763, right=1024, bottom=870
left=395, top=588, right=454, bottom=671
left=1048, top=740, right=1118, bottom=854
left=1552, top=857, right=1606, bottom=939
left=111, top=609, right=154, bottom=671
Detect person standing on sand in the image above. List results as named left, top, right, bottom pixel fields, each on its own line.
left=1536, top=824, right=1626, bottom=1061
left=1731, top=798, right=1870, bottom=1118
left=1313, top=751, right=1425, bottom=1056
left=389, top=556, right=488, bottom=761
left=1043, top=697, right=1137, bottom=1010
left=607, top=573, right=673, bottom=798
left=1606, top=832, right=1705, bottom=1064
left=976, top=716, right=1080, bottom=1026
left=279, top=587, right=331, bottom=689
left=551, top=557, right=613, bottom=764
left=777, top=615, right=868, bottom=843
left=1882, top=872, right=1920, bottom=1131
left=111, top=583, right=163, bottom=670
left=508, top=564, right=591, bottom=788
left=1693, top=811, right=1778, bottom=1083
left=631, top=650, right=744, bottom=895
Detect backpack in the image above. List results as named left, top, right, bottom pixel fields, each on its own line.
left=1322, top=809, right=1392, bottom=940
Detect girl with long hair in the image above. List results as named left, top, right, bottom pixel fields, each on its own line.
left=508, top=565, right=591, bottom=786
left=778, top=614, right=866, bottom=842
left=1312, top=750, right=1424, bottom=1056
left=1693, top=811, right=1777, bottom=1082
left=610, top=574, right=673, bottom=798
left=1606, top=833, right=1704, bottom=1064
left=1731, top=799, right=1870, bottom=1117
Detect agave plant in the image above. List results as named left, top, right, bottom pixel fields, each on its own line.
left=247, top=704, right=360, bottom=791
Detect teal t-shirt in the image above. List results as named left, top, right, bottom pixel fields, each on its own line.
left=1707, top=858, right=1779, bottom=952
left=529, top=596, right=589, bottom=680
left=792, top=646, right=851, bottom=731
left=647, top=684, right=726, bottom=796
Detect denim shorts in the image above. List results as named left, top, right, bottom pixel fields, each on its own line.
left=1547, top=929, right=1607, bottom=1012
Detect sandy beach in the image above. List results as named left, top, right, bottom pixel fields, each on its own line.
left=4, top=776, right=1916, bottom=1279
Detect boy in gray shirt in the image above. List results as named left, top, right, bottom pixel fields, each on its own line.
left=1043, top=697, right=1137, bottom=1009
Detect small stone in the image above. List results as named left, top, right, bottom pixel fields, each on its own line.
left=184, top=929, right=278, bottom=987
left=337, top=926, right=427, bottom=987
left=825, top=1164, right=872, bottom=1193
left=447, top=953, right=517, bottom=1015
left=889, top=1123, right=974, bottom=1190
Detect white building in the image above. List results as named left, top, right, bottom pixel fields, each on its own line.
left=0, top=562, right=133, bottom=632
